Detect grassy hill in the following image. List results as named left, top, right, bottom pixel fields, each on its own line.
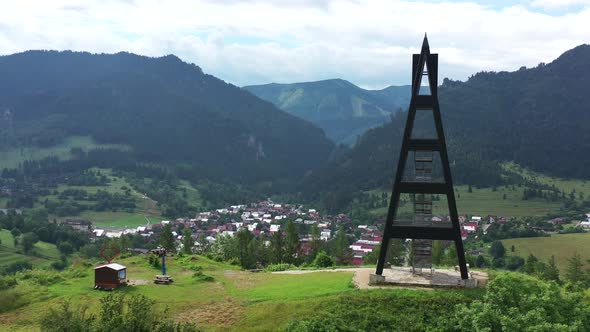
left=0, top=255, right=481, bottom=331
left=0, top=229, right=60, bottom=268
left=502, top=233, right=590, bottom=271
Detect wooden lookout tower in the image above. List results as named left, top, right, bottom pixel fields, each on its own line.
left=375, top=35, right=469, bottom=280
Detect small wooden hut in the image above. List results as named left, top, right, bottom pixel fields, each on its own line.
left=94, top=263, right=127, bottom=290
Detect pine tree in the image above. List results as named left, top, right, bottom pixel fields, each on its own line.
left=489, top=241, right=505, bottom=259
left=333, top=226, right=351, bottom=265
left=544, top=255, right=560, bottom=282
left=431, top=240, right=443, bottom=265
left=285, top=220, right=299, bottom=264
left=387, top=239, right=405, bottom=266
left=310, top=224, right=322, bottom=259
left=236, top=228, right=254, bottom=269
left=444, top=243, right=458, bottom=266
left=475, top=254, right=486, bottom=268
left=182, top=228, right=193, bottom=255
left=158, top=223, right=175, bottom=252
left=270, top=230, right=284, bottom=264
left=565, top=252, right=585, bottom=284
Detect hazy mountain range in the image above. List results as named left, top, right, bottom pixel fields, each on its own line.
left=244, top=80, right=410, bottom=145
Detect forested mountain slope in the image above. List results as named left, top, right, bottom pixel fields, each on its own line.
left=0, top=51, right=334, bottom=183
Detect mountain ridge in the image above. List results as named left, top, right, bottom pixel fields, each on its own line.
left=243, top=79, right=410, bottom=145
left=0, top=50, right=334, bottom=185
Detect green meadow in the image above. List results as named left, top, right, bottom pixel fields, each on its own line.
left=0, top=255, right=481, bottom=331
left=369, top=162, right=590, bottom=218
left=502, top=232, right=590, bottom=271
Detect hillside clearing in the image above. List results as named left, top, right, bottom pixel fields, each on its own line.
left=0, top=229, right=60, bottom=268
left=0, top=136, right=130, bottom=169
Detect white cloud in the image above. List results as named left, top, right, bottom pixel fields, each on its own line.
left=0, top=0, right=589, bottom=88
left=530, top=0, right=590, bottom=9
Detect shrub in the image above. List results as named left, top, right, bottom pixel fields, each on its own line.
left=454, top=272, right=590, bottom=331
left=40, top=301, right=94, bottom=332
left=0, top=275, right=17, bottom=290
left=312, top=251, right=334, bottom=268
left=51, top=260, right=68, bottom=271
left=265, top=263, right=292, bottom=272
left=1, top=261, right=32, bottom=275
left=18, top=269, right=64, bottom=286
left=192, top=271, right=214, bottom=282
left=40, top=293, right=201, bottom=332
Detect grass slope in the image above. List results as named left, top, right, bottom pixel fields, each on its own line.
left=0, top=136, right=130, bottom=169
left=0, top=255, right=480, bottom=331
left=43, top=169, right=162, bottom=229
left=502, top=232, right=590, bottom=271
left=371, top=185, right=561, bottom=218
left=0, top=230, right=60, bottom=268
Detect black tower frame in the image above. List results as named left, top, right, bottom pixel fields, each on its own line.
left=375, top=36, right=469, bottom=279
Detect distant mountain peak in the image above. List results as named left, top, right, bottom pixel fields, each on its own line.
left=244, top=79, right=411, bottom=145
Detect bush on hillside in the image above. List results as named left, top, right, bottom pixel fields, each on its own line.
left=1, top=261, right=33, bottom=275
left=18, top=269, right=64, bottom=286
left=0, top=275, right=17, bottom=290
left=40, top=293, right=201, bottom=332
left=454, top=273, right=590, bottom=331
left=312, top=251, right=334, bottom=268
left=265, top=263, right=292, bottom=272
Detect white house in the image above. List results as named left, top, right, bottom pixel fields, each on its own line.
left=270, top=224, right=280, bottom=233
left=161, top=220, right=170, bottom=225
left=580, top=221, right=590, bottom=228
left=320, top=230, right=331, bottom=241
left=105, top=231, right=123, bottom=238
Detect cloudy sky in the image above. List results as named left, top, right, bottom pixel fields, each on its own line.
left=0, top=0, right=589, bottom=89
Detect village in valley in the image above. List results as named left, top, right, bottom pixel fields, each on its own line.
left=67, top=198, right=590, bottom=267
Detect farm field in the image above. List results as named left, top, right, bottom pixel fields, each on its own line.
left=502, top=233, right=590, bottom=271
left=0, top=230, right=60, bottom=269
left=0, top=255, right=481, bottom=331
left=0, top=136, right=130, bottom=169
